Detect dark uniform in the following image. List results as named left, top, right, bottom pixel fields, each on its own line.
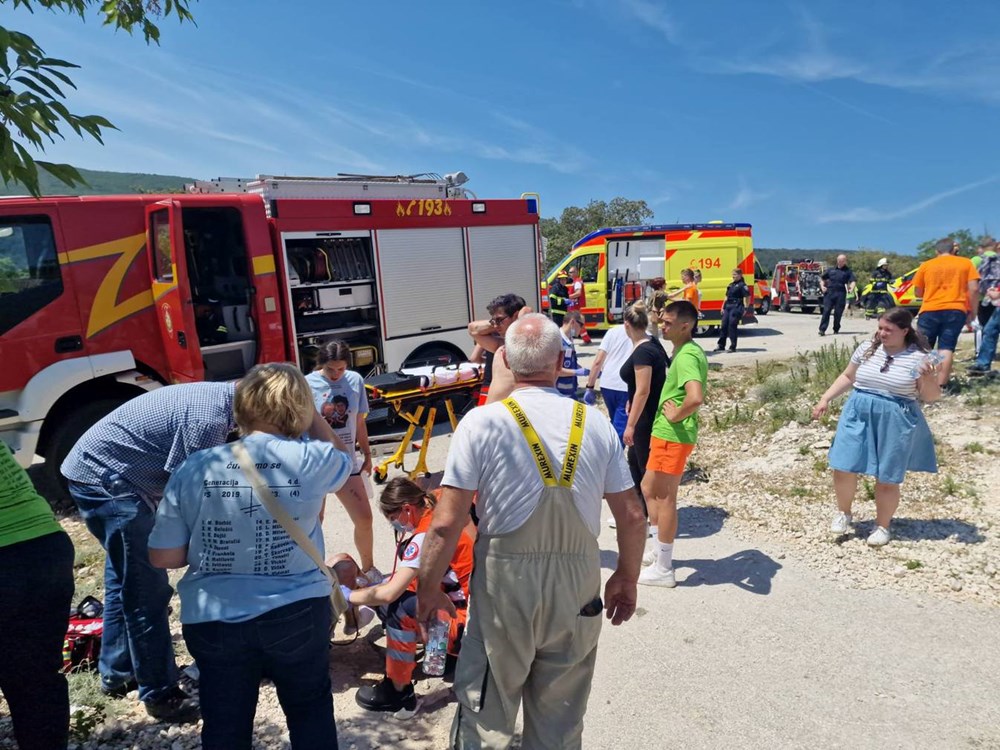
left=717, top=278, right=750, bottom=351
left=865, top=266, right=893, bottom=319
left=548, top=278, right=569, bottom=327
left=819, top=265, right=856, bottom=335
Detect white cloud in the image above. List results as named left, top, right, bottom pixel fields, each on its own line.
left=728, top=178, right=773, bottom=211
left=618, top=0, right=680, bottom=44
left=817, top=176, right=999, bottom=224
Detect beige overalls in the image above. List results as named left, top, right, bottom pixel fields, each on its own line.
left=451, top=397, right=603, bottom=750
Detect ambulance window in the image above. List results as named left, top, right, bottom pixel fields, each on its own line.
left=577, top=254, right=600, bottom=283
left=150, top=209, right=173, bottom=282
left=0, top=215, right=63, bottom=336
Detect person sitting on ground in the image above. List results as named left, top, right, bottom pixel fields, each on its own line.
left=557, top=311, right=589, bottom=399
left=350, top=477, right=474, bottom=718
left=149, top=363, right=353, bottom=749
left=812, top=309, right=940, bottom=547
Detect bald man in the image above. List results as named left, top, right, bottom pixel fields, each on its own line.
left=819, top=254, right=857, bottom=336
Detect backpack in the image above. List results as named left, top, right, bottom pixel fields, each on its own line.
left=979, top=254, right=1000, bottom=297
left=62, top=596, right=104, bottom=673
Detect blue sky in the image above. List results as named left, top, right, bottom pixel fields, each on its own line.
left=9, top=0, right=1000, bottom=253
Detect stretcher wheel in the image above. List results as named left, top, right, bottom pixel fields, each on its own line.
left=373, top=466, right=388, bottom=484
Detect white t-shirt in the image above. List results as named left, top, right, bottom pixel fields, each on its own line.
left=597, top=325, right=633, bottom=392
left=850, top=343, right=925, bottom=400
left=442, top=386, right=633, bottom=536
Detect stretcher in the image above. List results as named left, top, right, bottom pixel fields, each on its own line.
left=365, top=364, right=483, bottom=483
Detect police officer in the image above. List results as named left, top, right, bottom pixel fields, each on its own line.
left=714, top=268, right=751, bottom=352
left=819, top=254, right=857, bottom=336
left=548, top=271, right=570, bottom=327
left=865, top=258, right=893, bottom=319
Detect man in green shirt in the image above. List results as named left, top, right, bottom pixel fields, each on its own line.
left=639, top=301, right=708, bottom=588
left=0, top=444, right=75, bottom=749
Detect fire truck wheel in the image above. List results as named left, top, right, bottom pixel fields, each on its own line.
left=758, top=297, right=771, bottom=315
left=802, top=306, right=815, bottom=314
left=41, top=397, right=131, bottom=507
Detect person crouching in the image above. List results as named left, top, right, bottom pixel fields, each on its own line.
left=350, top=478, right=474, bottom=718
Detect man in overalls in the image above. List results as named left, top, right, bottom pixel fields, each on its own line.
left=417, top=314, right=647, bottom=749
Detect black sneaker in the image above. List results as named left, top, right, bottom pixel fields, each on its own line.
left=818, top=331, right=826, bottom=337
left=355, top=677, right=419, bottom=718
left=713, top=346, right=725, bottom=352
left=100, top=679, right=138, bottom=699
left=728, top=347, right=737, bottom=353
left=144, top=686, right=200, bottom=724
left=968, top=364, right=991, bottom=376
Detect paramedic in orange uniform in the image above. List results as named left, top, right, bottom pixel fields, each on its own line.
left=350, top=478, right=474, bottom=717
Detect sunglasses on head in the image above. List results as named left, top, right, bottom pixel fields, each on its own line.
left=880, top=354, right=894, bottom=373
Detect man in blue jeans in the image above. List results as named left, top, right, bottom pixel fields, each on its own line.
left=969, top=285, right=1000, bottom=375
left=61, top=382, right=237, bottom=723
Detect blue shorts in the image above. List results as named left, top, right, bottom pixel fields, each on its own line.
left=917, top=309, right=966, bottom=351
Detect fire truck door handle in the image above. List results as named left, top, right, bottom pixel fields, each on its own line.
left=177, top=331, right=188, bottom=349
left=55, top=336, right=83, bottom=353
left=420, top=325, right=442, bottom=332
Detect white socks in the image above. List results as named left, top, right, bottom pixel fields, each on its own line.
left=649, top=524, right=658, bottom=539
left=656, top=541, right=674, bottom=572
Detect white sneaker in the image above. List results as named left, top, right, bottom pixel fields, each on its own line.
left=638, top=565, right=677, bottom=588
left=830, top=511, right=852, bottom=535
left=641, top=547, right=657, bottom=566
left=867, top=526, right=891, bottom=547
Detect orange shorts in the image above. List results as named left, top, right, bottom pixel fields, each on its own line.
left=646, top=438, right=695, bottom=476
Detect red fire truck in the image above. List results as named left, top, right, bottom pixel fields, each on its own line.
left=0, top=174, right=541, bottom=493
left=771, top=259, right=826, bottom=314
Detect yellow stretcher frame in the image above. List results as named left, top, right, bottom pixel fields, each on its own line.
left=366, top=376, right=482, bottom=483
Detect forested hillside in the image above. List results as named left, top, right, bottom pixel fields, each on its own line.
left=0, top=168, right=192, bottom=196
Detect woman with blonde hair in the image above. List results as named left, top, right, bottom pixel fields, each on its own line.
left=813, top=309, right=940, bottom=546
left=349, top=477, right=474, bottom=717
left=149, top=363, right=353, bottom=749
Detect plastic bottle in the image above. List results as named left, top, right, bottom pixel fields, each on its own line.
left=423, top=613, right=450, bottom=676
left=909, top=350, right=945, bottom=379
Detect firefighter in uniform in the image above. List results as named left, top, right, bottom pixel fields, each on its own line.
left=865, top=258, right=894, bottom=319
left=819, top=254, right=857, bottom=336
left=548, top=272, right=570, bottom=327
left=417, top=314, right=646, bottom=749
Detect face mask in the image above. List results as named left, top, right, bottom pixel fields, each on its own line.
left=390, top=519, right=413, bottom=534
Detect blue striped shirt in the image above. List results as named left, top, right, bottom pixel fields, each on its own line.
left=61, top=382, right=237, bottom=501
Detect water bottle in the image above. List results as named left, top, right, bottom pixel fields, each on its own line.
left=423, top=613, right=450, bottom=676
left=909, top=350, right=945, bottom=378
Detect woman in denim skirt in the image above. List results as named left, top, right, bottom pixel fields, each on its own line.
left=812, top=309, right=940, bottom=547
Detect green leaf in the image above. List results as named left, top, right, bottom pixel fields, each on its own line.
left=13, top=74, right=56, bottom=99
left=36, top=159, right=84, bottom=187
left=24, top=69, right=67, bottom=98
left=12, top=140, right=41, bottom=196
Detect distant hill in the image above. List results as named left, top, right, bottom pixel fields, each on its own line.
left=0, top=168, right=194, bottom=196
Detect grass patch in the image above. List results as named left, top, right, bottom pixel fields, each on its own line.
left=788, top=486, right=813, bottom=498
left=862, top=479, right=876, bottom=501
left=941, top=474, right=960, bottom=497
left=798, top=445, right=811, bottom=456
left=965, top=442, right=985, bottom=454
left=753, top=359, right=782, bottom=384
left=756, top=377, right=800, bottom=403
left=813, top=457, right=828, bottom=473
left=66, top=672, right=124, bottom=742
left=905, top=560, right=923, bottom=570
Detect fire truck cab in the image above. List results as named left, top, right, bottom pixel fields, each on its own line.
left=0, top=174, right=541, bottom=495
left=771, top=259, right=826, bottom=313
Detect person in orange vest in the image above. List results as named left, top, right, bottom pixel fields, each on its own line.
left=567, top=266, right=593, bottom=344
left=349, top=478, right=474, bottom=717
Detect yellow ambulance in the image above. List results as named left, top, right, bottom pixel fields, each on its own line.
left=543, top=222, right=757, bottom=332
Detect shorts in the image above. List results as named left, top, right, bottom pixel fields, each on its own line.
left=917, top=309, right=966, bottom=351
left=646, top=438, right=695, bottom=476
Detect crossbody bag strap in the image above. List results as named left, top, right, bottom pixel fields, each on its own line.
left=230, top=441, right=348, bottom=622
left=502, top=397, right=558, bottom=487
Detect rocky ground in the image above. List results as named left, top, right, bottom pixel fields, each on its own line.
left=2, top=338, right=997, bottom=748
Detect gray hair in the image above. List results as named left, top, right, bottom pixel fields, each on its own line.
left=505, top=313, right=562, bottom=378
